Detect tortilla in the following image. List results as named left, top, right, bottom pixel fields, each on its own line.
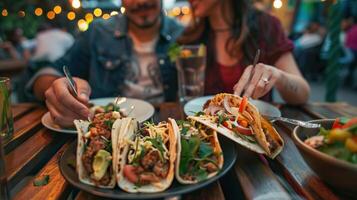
left=169, top=118, right=224, bottom=184
left=75, top=118, right=121, bottom=188
left=115, top=118, right=177, bottom=193
left=196, top=93, right=284, bottom=158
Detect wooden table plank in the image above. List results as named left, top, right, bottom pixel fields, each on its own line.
left=5, top=128, right=68, bottom=188
left=183, top=181, right=225, bottom=200
left=302, top=103, right=357, bottom=119
left=5, top=107, right=47, bottom=153
left=12, top=103, right=38, bottom=120
left=270, top=105, right=341, bottom=200
left=233, top=145, right=292, bottom=200
left=13, top=141, right=72, bottom=200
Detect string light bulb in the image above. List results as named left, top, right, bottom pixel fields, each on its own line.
left=78, top=19, right=88, bottom=31
left=53, top=5, right=62, bottom=14
left=67, top=11, right=76, bottom=21
left=72, top=0, right=81, bottom=9
left=47, top=11, right=55, bottom=20
left=120, top=7, right=125, bottom=14
left=18, top=10, right=25, bottom=17
left=102, top=13, right=110, bottom=20
left=1, top=9, right=8, bottom=16
left=85, top=13, right=94, bottom=23
left=273, top=0, right=283, bottom=9
left=93, top=8, right=102, bottom=17
left=34, top=8, right=43, bottom=16
left=110, top=11, right=119, bottom=16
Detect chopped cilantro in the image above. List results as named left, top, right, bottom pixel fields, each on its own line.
left=217, top=114, right=228, bottom=127
left=104, top=120, right=115, bottom=129
left=196, top=168, right=208, bottom=181
left=177, top=120, right=190, bottom=135
left=193, top=111, right=205, bottom=116
left=198, top=142, right=213, bottom=158
left=146, top=136, right=165, bottom=161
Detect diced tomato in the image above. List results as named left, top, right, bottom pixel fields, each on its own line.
left=232, top=124, right=252, bottom=135
left=222, top=121, right=232, bottom=129
left=332, top=118, right=343, bottom=129
left=238, top=119, right=249, bottom=128
left=239, top=96, right=248, bottom=113
left=123, top=165, right=138, bottom=183
left=342, top=118, right=357, bottom=129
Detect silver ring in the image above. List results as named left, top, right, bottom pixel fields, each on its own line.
left=262, top=77, right=269, bottom=85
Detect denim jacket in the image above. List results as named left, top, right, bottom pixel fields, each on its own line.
left=33, top=14, right=183, bottom=101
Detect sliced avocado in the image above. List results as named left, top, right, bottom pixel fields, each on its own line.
left=92, top=149, right=112, bottom=181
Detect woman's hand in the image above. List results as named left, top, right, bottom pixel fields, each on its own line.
left=233, top=63, right=283, bottom=99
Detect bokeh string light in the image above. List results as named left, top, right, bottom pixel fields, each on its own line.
left=67, top=11, right=76, bottom=21
left=34, top=8, right=43, bottom=16
left=1, top=9, right=8, bottom=16
left=47, top=11, right=55, bottom=20
left=53, top=5, right=62, bottom=14
left=93, top=8, right=102, bottom=17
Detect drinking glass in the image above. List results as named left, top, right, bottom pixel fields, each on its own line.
left=0, top=77, right=13, bottom=140
left=175, top=45, right=206, bottom=103
left=0, top=134, right=9, bottom=200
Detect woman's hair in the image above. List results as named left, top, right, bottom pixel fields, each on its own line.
left=178, top=0, right=273, bottom=65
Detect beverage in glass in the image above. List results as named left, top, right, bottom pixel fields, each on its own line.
left=176, top=45, right=206, bottom=103
left=0, top=77, right=13, bottom=140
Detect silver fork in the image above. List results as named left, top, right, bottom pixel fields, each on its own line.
left=265, top=116, right=321, bottom=128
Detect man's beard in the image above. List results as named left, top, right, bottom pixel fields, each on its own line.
left=130, top=15, right=161, bottom=29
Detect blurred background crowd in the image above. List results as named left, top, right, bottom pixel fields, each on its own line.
left=0, top=0, right=356, bottom=105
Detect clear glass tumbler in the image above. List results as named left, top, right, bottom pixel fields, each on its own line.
left=175, top=45, right=206, bottom=103
left=0, top=77, right=13, bottom=140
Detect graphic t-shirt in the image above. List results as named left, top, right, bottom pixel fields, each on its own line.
left=122, top=33, right=164, bottom=103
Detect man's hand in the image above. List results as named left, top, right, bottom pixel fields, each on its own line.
left=233, top=63, right=282, bottom=99
left=44, top=77, right=91, bottom=127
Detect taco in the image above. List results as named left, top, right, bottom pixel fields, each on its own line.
left=169, top=118, right=223, bottom=184
left=75, top=111, right=122, bottom=188
left=190, top=93, right=284, bottom=158
left=115, top=118, right=177, bottom=193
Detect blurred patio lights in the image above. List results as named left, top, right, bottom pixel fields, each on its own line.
left=53, top=5, right=62, bottom=14
left=78, top=19, right=88, bottom=31
left=67, top=11, right=76, bottom=20
left=120, top=7, right=125, bottom=14
left=18, top=10, right=25, bottom=17
left=102, top=13, right=110, bottom=20
left=1, top=9, right=8, bottom=16
left=110, top=11, right=119, bottom=16
left=94, top=8, right=102, bottom=17
left=85, top=13, right=94, bottom=23
left=273, top=0, right=283, bottom=9
left=72, top=0, right=81, bottom=9
left=34, top=8, right=43, bottom=16
left=47, top=11, right=55, bottom=20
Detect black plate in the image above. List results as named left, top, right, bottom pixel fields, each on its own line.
left=59, top=136, right=237, bottom=199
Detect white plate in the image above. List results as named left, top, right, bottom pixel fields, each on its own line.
left=184, top=96, right=281, bottom=117
left=41, top=97, right=155, bottom=134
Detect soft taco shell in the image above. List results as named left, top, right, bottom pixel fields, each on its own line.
left=169, top=118, right=224, bottom=184
left=188, top=116, right=265, bottom=154
left=115, top=118, right=177, bottom=193
left=75, top=119, right=121, bottom=188
left=201, top=93, right=284, bottom=158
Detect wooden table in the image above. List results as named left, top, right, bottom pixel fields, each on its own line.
left=5, top=102, right=357, bottom=200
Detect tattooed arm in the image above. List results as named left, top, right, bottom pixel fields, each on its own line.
left=274, top=52, right=310, bottom=104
